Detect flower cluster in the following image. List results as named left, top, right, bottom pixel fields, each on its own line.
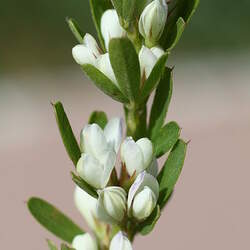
left=73, top=118, right=159, bottom=249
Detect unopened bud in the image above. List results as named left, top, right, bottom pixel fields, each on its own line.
left=110, top=231, right=133, bottom=250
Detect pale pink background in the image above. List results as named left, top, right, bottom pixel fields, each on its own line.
left=1, top=54, right=250, bottom=249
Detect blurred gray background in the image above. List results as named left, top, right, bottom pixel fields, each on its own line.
left=1, top=0, right=250, bottom=249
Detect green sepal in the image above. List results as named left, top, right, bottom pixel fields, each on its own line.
left=71, top=172, right=98, bottom=199
left=88, top=111, right=108, bottom=129
left=27, top=197, right=84, bottom=243
left=157, top=139, right=187, bottom=209
left=140, top=53, right=169, bottom=102
left=153, top=121, right=181, bottom=158
left=47, top=239, right=58, bottom=250
left=135, top=0, right=150, bottom=16
left=66, top=17, right=84, bottom=43
left=109, top=38, right=141, bottom=102
left=137, top=205, right=161, bottom=235
left=61, top=244, right=75, bottom=250
left=52, top=101, right=81, bottom=166
left=89, top=0, right=112, bottom=51
left=81, top=64, right=129, bottom=103
left=148, top=67, right=173, bottom=139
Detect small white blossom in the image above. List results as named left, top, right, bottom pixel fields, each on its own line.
left=110, top=231, right=133, bottom=250
left=121, top=137, right=153, bottom=176
left=72, top=233, right=98, bottom=250
left=139, top=0, right=168, bottom=45
left=128, top=171, right=159, bottom=220
left=101, top=9, right=126, bottom=50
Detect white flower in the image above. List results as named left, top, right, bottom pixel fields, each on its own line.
left=77, top=118, right=123, bottom=189
left=97, top=186, right=127, bottom=223
left=121, top=137, right=153, bottom=176
left=72, top=233, right=98, bottom=250
left=139, top=45, right=165, bottom=78
left=139, top=0, right=168, bottom=45
left=101, top=9, right=126, bottom=50
left=128, top=171, right=159, bottom=220
left=110, top=231, right=133, bottom=250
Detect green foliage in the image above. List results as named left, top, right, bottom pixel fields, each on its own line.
left=66, top=18, right=84, bottom=43
left=61, top=244, right=75, bottom=250
left=137, top=205, right=161, bottom=235
left=71, top=172, right=98, bottom=198
left=89, top=0, right=112, bottom=51
left=148, top=68, right=173, bottom=139
left=109, top=38, right=141, bottom=102
left=140, top=53, right=169, bottom=103
left=53, top=102, right=81, bottom=166
left=157, top=140, right=187, bottom=209
left=81, top=64, right=129, bottom=103
left=47, top=240, right=58, bottom=250
left=153, top=121, right=181, bottom=158
left=27, top=197, right=84, bottom=243
left=88, top=111, right=108, bottom=129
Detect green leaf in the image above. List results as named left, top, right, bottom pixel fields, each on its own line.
left=165, top=17, right=186, bottom=51
left=47, top=240, right=58, bottom=250
left=53, top=102, right=81, bottom=166
left=109, top=38, right=141, bottom=101
left=71, top=172, right=98, bottom=199
left=137, top=205, right=161, bottom=235
left=157, top=139, right=187, bottom=209
left=148, top=68, right=173, bottom=139
left=27, top=197, right=84, bottom=243
left=153, top=121, right=181, bottom=158
left=88, top=111, right=108, bottom=129
left=82, top=64, right=129, bottom=103
left=160, top=0, right=200, bottom=50
left=135, top=0, right=150, bottom=16
left=66, top=18, right=84, bottom=44
left=61, top=244, right=75, bottom=250
left=140, top=53, right=169, bottom=102
left=89, top=0, right=112, bottom=51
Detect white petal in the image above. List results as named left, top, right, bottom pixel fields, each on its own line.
left=72, top=45, right=97, bottom=66
left=104, top=117, right=123, bottom=153
left=151, top=46, right=165, bottom=59
left=72, top=234, right=98, bottom=250
left=136, top=138, right=153, bottom=170
left=101, top=9, right=126, bottom=50
left=74, top=186, right=98, bottom=230
left=139, top=46, right=158, bottom=78
left=96, top=53, right=118, bottom=85
left=147, top=157, right=158, bottom=177
left=83, top=33, right=101, bottom=58
left=120, top=137, right=144, bottom=176
left=110, top=231, right=133, bottom=250
left=76, top=153, right=104, bottom=189
left=132, top=186, right=157, bottom=220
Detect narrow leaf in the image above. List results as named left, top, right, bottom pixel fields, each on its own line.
left=61, top=244, right=75, bottom=250
left=89, top=0, right=112, bottom=51
left=88, top=111, right=108, bottom=129
left=157, top=139, right=187, bottom=209
left=138, top=205, right=161, bottom=235
left=27, top=197, right=84, bottom=243
left=109, top=38, right=141, bottom=101
left=71, top=172, right=98, bottom=199
left=66, top=18, right=84, bottom=43
left=140, top=53, right=169, bottom=102
left=47, top=240, right=58, bottom=250
left=82, top=64, right=128, bottom=103
left=153, top=121, right=181, bottom=158
left=148, top=68, right=173, bottom=139
left=53, top=102, right=81, bottom=166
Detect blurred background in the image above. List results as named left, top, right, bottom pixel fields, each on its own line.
left=1, top=0, right=250, bottom=249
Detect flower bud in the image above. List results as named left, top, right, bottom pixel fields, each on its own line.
left=121, top=137, right=153, bottom=176
left=139, top=0, right=168, bottom=46
left=110, top=231, right=133, bottom=250
left=128, top=171, right=159, bottom=220
left=101, top=9, right=126, bottom=50
left=72, top=33, right=101, bottom=66
left=77, top=118, right=122, bottom=189
left=97, top=187, right=127, bottom=223
left=72, top=233, right=98, bottom=250
left=139, top=45, right=165, bottom=78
